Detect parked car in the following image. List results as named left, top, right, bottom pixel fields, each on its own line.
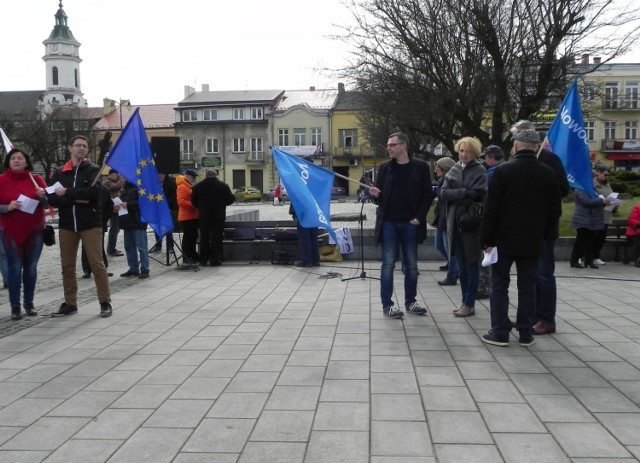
left=233, top=186, right=262, bottom=202
left=263, top=187, right=288, bottom=201
left=331, top=184, right=346, bottom=198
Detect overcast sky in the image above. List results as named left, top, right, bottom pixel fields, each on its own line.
left=3, top=1, right=640, bottom=108
left=2, top=0, right=354, bottom=106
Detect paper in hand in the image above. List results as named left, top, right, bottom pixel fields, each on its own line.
left=16, top=194, right=39, bottom=214
left=482, top=247, right=498, bottom=267
left=45, top=182, right=64, bottom=194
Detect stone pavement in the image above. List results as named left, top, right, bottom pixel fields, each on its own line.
left=0, top=248, right=640, bottom=461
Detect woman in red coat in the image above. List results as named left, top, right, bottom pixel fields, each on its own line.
left=0, top=149, right=48, bottom=320
left=626, top=203, right=640, bottom=267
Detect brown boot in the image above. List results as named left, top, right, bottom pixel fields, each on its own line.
left=454, top=305, right=475, bottom=317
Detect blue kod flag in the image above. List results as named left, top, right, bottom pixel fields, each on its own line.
left=547, top=79, right=597, bottom=198
left=272, top=147, right=337, bottom=241
left=105, top=108, right=174, bottom=238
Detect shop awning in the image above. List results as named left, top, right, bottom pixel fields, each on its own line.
left=606, top=153, right=640, bottom=161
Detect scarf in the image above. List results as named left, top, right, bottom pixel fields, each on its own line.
left=0, top=170, right=46, bottom=248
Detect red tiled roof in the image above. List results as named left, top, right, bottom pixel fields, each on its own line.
left=93, top=104, right=175, bottom=130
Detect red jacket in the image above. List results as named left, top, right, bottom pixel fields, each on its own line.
left=626, top=204, right=640, bottom=238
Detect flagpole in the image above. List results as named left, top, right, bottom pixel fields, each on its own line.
left=536, top=136, right=548, bottom=158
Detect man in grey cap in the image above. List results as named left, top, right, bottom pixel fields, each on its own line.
left=480, top=129, right=561, bottom=347
left=511, top=120, right=569, bottom=336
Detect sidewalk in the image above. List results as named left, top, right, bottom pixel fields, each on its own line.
left=0, top=256, right=639, bottom=462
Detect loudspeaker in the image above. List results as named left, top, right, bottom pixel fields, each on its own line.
left=151, top=137, right=180, bottom=174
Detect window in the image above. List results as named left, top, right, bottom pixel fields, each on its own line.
left=74, top=69, right=79, bottom=88
left=249, top=137, right=263, bottom=160
left=625, top=81, right=638, bottom=109
left=338, top=129, right=358, bottom=148
left=203, top=109, right=218, bottom=121
left=233, top=138, right=245, bottom=152
left=233, top=108, right=245, bottom=120
left=250, top=107, right=263, bottom=119
left=604, top=121, right=616, bottom=140
left=52, top=66, right=59, bottom=86
left=183, top=110, right=197, bottom=122
left=583, top=82, right=597, bottom=101
left=311, top=128, right=322, bottom=146
left=206, top=138, right=219, bottom=154
left=584, top=121, right=595, bottom=141
left=625, top=120, right=638, bottom=139
left=605, top=82, right=619, bottom=109
left=278, top=129, right=289, bottom=146
left=181, top=139, right=194, bottom=160
left=294, top=129, right=306, bottom=146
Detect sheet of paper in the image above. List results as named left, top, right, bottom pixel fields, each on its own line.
left=16, top=194, right=39, bottom=214
left=482, top=247, right=498, bottom=267
left=604, top=192, right=623, bottom=212
left=45, top=181, right=64, bottom=194
left=112, top=197, right=128, bottom=216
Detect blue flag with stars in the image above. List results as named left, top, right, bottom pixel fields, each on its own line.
left=105, top=108, right=174, bottom=238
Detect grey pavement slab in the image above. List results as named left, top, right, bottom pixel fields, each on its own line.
left=0, top=256, right=638, bottom=461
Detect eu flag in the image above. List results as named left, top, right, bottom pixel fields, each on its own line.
left=105, top=108, right=174, bottom=238
left=547, top=79, right=596, bottom=198
left=272, top=147, right=337, bottom=241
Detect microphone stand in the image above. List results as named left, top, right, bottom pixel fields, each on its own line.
left=342, top=199, right=378, bottom=281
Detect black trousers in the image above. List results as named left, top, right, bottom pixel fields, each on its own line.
left=180, top=220, right=199, bottom=261
left=198, top=218, right=224, bottom=265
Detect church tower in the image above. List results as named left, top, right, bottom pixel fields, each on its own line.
left=40, top=1, right=87, bottom=113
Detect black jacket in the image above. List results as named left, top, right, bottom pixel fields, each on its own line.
left=191, top=176, right=235, bottom=221
left=480, top=150, right=561, bottom=258
left=47, top=159, right=103, bottom=232
left=373, top=158, right=435, bottom=244
left=118, top=181, right=147, bottom=230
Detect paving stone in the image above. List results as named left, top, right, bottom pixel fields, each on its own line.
left=74, top=408, right=153, bottom=439
left=182, top=418, right=255, bottom=453
left=238, top=442, right=306, bottom=463
left=250, top=410, right=314, bottom=442
left=371, top=421, right=432, bottom=457
left=41, top=438, right=123, bottom=463
left=493, top=433, right=570, bottom=463
left=264, top=385, right=321, bottom=410
left=313, top=402, right=369, bottom=431
left=207, top=392, right=269, bottom=419
left=2, top=416, right=89, bottom=450
left=427, top=411, right=492, bottom=444
left=144, top=399, right=213, bottom=428
left=107, top=427, right=192, bottom=463
left=546, top=422, right=631, bottom=458
left=305, top=431, right=369, bottom=463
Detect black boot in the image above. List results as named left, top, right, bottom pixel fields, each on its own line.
left=24, top=303, right=38, bottom=317
left=11, top=307, right=22, bottom=321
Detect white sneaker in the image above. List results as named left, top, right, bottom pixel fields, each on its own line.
left=593, top=258, right=606, bottom=265
left=578, top=258, right=583, bottom=266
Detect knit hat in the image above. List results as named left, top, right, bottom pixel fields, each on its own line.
left=436, top=157, right=456, bottom=172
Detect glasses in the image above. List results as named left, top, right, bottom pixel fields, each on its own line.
left=386, top=142, right=402, bottom=148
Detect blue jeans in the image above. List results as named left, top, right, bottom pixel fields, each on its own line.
left=536, top=239, right=557, bottom=325
left=454, top=235, right=479, bottom=307
left=489, top=252, right=537, bottom=338
left=380, top=221, right=418, bottom=309
left=5, top=232, right=44, bottom=308
left=0, top=233, right=8, bottom=287
left=124, top=229, right=149, bottom=273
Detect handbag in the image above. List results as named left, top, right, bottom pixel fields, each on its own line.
left=319, top=244, right=343, bottom=262
left=457, top=200, right=483, bottom=232
left=44, top=225, right=56, bottom=246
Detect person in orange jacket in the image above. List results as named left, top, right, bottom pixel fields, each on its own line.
left=177, top=170, right=199, bottom=264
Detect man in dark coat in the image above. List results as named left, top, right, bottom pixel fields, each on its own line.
left=480, top=129, right=561, bottom=347
left=191, top=170, right=235, bottom=266
left=510, top=120, right=570, bottom=335
left=369, top=132, right=435, bottom=319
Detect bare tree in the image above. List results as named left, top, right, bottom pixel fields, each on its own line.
left=337, top=0, right=640, bottom=156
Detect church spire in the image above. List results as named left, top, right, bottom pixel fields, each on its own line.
left=45, top=0, right=79, bottom=44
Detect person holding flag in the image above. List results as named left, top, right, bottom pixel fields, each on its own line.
left=47, top=135, right=112, bottom=318
left=104, top=108, right=174, bottom=244
left=369, top=132, right=435, bottom=319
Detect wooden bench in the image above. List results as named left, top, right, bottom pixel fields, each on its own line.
left=607, top=219, right=630, bottom=264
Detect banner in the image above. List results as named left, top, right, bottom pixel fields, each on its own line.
left=104, top=108, right=174, bottom=238
left=547, top=79, right=597, bottom=198
left=272, top=147, right=336, bottom=241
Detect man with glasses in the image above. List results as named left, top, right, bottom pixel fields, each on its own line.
left=47, top=135, right=112, bottom=318
left=369, top=132, right=435, bottom=318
